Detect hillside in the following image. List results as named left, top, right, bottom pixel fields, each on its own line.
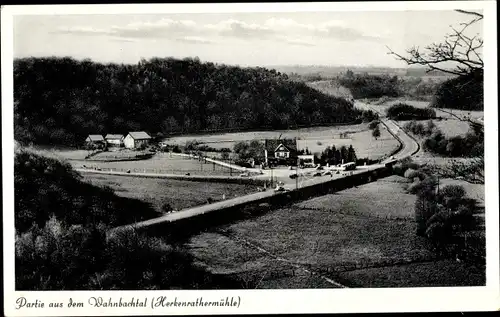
left=14, top=57, right=361, bottom=146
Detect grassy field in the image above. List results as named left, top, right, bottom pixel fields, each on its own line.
left=307, top=80, right=353, bottom=99
left=72, top=153, right=240, bottom=176
left=82, top=173, right=261, bottom=212
left=166, top=123, right=399, bottom=161
left=369, top=97, right=484, bottom=121
left=187, top=175, right=485, bottom=288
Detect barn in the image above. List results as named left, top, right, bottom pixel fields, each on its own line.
left=123, top=131, right=151, bottom=149
left=105, top=134, right=124, bottom=147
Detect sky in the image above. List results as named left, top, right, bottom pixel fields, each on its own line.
left=13, top=10, right=483, bottom=67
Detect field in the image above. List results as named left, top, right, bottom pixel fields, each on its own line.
left=165, top=123, right=399, bottom=161
left=82, top=173, right=261, bottom=212
left=187, top=175, right=485, bottom=288
left=73, top=153, right=240, bottom=176
left=369, top=97, right=484, bottom=121
left=306, top=80, right=353, bottom=99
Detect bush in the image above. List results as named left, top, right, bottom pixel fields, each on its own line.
left=431, top=70, right=483, bottom=111
left=161, top=203, right=173, bottom=213
left=16, top=218, right=205, bottom=290
left=338, top=73, right=402, bottom=99
left=368, top=120, right=380, bottom=130
left=404, top=168, right=427, bottom=181
left=386, top=103, right=436, bottom=121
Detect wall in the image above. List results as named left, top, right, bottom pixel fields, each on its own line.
left=123, top=135, right=135, bottom=148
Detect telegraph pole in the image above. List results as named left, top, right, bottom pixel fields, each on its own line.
left=296, top=158, right=299, bottom=190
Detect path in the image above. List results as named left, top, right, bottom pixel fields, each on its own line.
left=355, top=100, right=420, bottom=163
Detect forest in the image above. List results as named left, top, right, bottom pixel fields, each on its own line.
left=14, top=57, right=362, bottom=146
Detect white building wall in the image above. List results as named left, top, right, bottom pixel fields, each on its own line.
left=106, top=139, right=123, bottom=146
left=123, top=135, right=135, bottom=148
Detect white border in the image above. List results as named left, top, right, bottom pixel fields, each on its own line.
left=2, top=1, right=499, bottom=315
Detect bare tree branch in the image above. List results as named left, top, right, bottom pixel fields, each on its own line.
left=455, top=10, right=484, bottom=19
left=387, top=10, right=483, bottom=76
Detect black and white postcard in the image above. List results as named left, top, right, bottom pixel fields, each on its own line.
left=2, top=1, right=498, bottom=315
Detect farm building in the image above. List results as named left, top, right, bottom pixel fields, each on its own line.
left=85, top=134, right=105, bottom=144
left=105, top=134, right=124, bottom=147
left=123, top=131, right=152, bottom=149
left=264, top=138, right=298, bottom=166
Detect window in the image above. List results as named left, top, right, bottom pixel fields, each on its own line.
left=275, top=151, right=289, bottom=158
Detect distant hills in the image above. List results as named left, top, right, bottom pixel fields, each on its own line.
left=269, top=65, right=453, bottom=78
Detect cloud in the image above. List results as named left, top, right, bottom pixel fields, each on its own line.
left=175, top=36, right=216, bottom=44
left=205, top=19, right=274, bottom=38
left=278, top=36, right=316, bottom=47
left=110, top=18, right=199, bottom=38
left=53, top=17, right=380, bottom=43
left=53, top=26, right=115, bottom=36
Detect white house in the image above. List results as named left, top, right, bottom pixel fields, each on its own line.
left=105, top=134, right=124, bottom=147
left=123, top=131, right=152, bottom=149
left=264, top=138, right=298, bottom=166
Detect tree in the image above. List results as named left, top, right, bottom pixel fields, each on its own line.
left=347, top=145, right=357, bottom=163
left=372, top=126, right=381, bottom=140
left=387, top=10, right=483, bottom=76
left=368, top=120, right=380, bottom=130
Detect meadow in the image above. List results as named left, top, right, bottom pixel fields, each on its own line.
left=34, top=150, right=239, bottom=176
left=187, top=175, right=485, bottom=288
left=82, top=173, right=261, bottom=212
left=165, top=123, right=399, bottom=161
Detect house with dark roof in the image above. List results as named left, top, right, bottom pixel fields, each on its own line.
left=85, top=134, right=106, bottom=149
left=85, top=134, right=105, bottom=143
left=105, top=134, right=124, bottom=147
left=123, top=131, right=152, bottom=149
left=264, top=138, right=298, bottom=166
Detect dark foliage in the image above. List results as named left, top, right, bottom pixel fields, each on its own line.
left=15, top=150, right=160, bottom=233
left=233, top=140, right=265, bottom=165
left=361, top=110, right=379, bottom=123
left=386, top=103, right=436, bottom=120
left=15, top=219, right=217, bottom=290
left=337, top=72, right=402, bottom=99
left=368, top=120, right=380, bottom=130
left=421, top=123, right=483, bottom=157
left=14, top=57, right=361, bottom=146
left=317, top=145, right=357, bottom=166
left=431, top=70, right=484, bottom=111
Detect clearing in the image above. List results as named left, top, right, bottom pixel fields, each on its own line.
left=72, top=153, right=238, bottom=176
left=187, top=175, right=485, bottom=288
left=82, top=173, right=261, bottom=212
left=165, top=123, right=399, bottom=161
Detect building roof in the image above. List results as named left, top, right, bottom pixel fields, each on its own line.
left=264, top=138, right=298, bottom=153
left=105, top=134, right=124, bottom=140
left=86, top=135, right=105, bottom=141
left=127, top=131, right=151, bottom=140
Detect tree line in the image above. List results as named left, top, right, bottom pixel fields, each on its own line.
left=14, top=57, right=362, bottom=147
left=404, top=120, right=484, bottom=158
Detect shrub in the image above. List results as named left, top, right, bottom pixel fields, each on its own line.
left=404, top=168, right=427, bottom=181
left=431, top=70, right=483, bottom=111
left=368, top=120, right=380, bottom=130
left=386, top=103, right=436, bottom=121
left=161, top=203, right=173, bottom=213
left=16, top=218, right=205, bottom=290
